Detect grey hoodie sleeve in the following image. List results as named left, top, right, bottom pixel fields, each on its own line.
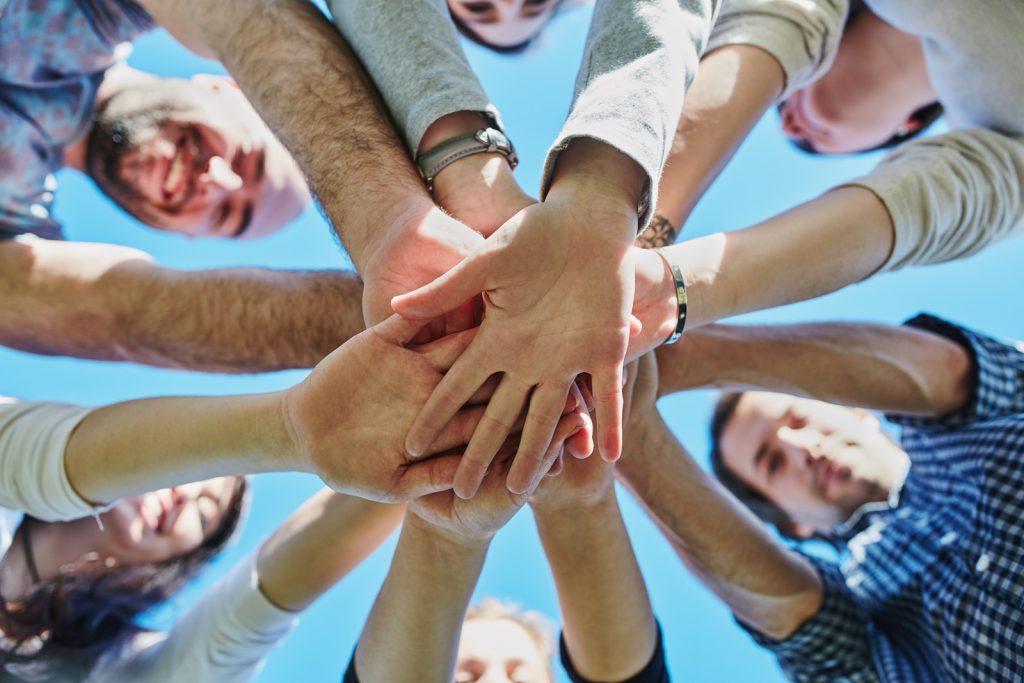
left=327, top=0, right=500, bottom=155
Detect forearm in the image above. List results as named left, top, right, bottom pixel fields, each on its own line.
left=149, top=0, right=431, bottom=269
left=661, top=185, right=894, bottom=329
left=534, top=494, right=657, bottom=680
left=656, top=321, right=974, bottom=416
left=0, top=239, right=365, bottom=372
left=657, top=44, right=785, bottom=229
left=617, top=412, right=822, bottom=639
left=355, top=514, right=488, bottom=683
left=65, top=392, right=298, bottom=505
left=256, top=490, right=403, bottom=613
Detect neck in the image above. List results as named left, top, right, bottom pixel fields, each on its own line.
left=859, top=9, right=937, bottom=111
left=0, top=519, right=102, bottom=600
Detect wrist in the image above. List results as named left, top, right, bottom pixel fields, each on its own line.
left=548, top=138, right=646, bottom=237
left=628, top=247, right=680, bottom=357
left=418, top=111, right=493, bottom=156
left=275, top=389, right=315, bottom=477
left=433, top=153, right=534, bottom=235
left=532, top=487, right=617, bottom=523
left=405, top=507, right=496, bottom=550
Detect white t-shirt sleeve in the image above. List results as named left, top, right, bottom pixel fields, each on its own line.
left=0, top=397, right=102, bottom=521
left=93, top=552, right=298, bottom=683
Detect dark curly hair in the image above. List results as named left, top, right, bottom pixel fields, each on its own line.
left=0, top=476, right=248, bottom=680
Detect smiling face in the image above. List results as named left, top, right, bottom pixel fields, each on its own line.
left=448, top=0, right=562, bottom=50
left=93, top=477, right=241, bottom=566
left=456, top=618, right=552, bottom=683
left=719, top=393, right=907, bottom=536
left=86, top=75, right=309, bottom=239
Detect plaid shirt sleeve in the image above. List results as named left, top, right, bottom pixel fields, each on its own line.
left=887, top=313, right=1024, bottom=430
left=739, top=557, right=882, bottom=683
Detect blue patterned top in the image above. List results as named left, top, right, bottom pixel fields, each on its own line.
left=750, top=314, right=1024, bottom=682
left=0, top=0, right=154, bottom=239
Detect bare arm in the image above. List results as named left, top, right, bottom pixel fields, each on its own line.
left=656, top=44, right=785, bottom=230
left=0, top=237, right=363, bottom=371
left=256, top=490, right=403, bottom=612
left=533, top=493, right=658, bottom=679
left=617, top=362, right=822, bottom=640
left=655, top=321, right=974, bottom=417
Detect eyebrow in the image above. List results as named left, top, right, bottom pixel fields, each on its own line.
left=231, top=202, right=254, bottom=238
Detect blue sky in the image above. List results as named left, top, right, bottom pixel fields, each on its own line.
left=5, top=3, right=1024, bottom=682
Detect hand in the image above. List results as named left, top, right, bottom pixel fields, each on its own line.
left=282, top=315, right=484, bottom=502
left=432, top=153, right=536, bottom=237
left=410, top=403, right=590, bottom=543
left=361, top=203, right=485, bottom=331
left=393, top=194, right=639, bottom=499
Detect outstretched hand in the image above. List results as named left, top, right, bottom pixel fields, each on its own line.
left=393, top=194, right=639, bottom=499
left=283, top=315, right=486, bottom=502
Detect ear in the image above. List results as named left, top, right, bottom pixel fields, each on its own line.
left=189, top=74, right=239, bottom=93
left=789, top=522, right=816, bottom=540
left=894, top=116, right=924, bottom=138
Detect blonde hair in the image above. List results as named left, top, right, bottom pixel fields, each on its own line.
left=465, top=598, right=557, bottom=681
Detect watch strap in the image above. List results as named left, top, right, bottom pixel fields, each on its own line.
left=416, top=127, right=518, bottom=190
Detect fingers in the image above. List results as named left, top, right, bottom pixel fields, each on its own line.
left=591, top=366, right=624, bottom=462
left=507, top=383, right=572, bottom=494
left=415, top=327, right=478, bottom=372
left=390, top=454, right=461, bottom=500
left=391, top=248, right=493, bottom=320
left=372, top=313, right=430, bottom=346
left=453, top=376, right=530, bottom=499
left=546, top=454, right=564, bottom=477
left=445, top=295, right=481, bottom=335
left=406, top=349, right=491, bottom=458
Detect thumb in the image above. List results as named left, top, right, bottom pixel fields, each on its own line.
left=391, top=455, right=461, bottom=499
left=372, top=313, right=430, bottom=346
left=391, top=249, right=493, bottom=320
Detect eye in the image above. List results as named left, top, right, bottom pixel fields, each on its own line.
left=766, top=452, right=783, bottom=478
left=461, top=1, right=492, bottom=13
left=212, top=201, right=230, bottom=229
left=196, top=495, right=219, bottom=537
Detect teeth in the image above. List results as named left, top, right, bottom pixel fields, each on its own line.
left=163, top=146, right=186, bottom=197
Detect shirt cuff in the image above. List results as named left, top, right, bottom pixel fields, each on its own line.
left=559, top=620, right=668, bottom=683
left=887, top=314, right=1024, bottom=429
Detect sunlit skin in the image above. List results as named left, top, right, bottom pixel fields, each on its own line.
left=720, top=393, right=909, bottom=537
left=0, top=477, right=240, bottom=599
left=777, top=6, right=937, bottom=154
left=448, top=0, right=561, bottom=48
left=456, top=618, right=552, bottom=683
left=65, top=72, right=309, bottom=240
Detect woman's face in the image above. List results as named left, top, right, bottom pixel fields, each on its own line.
left=93, top=477, right=240, bottom=565
left=448, top=0, right=562, bottom=49
left=456, top=618, right=550, bottom=683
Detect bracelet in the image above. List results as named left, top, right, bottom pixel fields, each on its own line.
left=654, top=248, right=687, bottom=345
left=416, top=127, right=517, bottom=192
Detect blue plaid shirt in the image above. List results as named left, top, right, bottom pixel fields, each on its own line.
left=751, top=314, right=1024, bottom=682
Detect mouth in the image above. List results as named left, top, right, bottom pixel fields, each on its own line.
left=817, top=458, right=849, bottom=496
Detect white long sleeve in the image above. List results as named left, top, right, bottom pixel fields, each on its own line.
left=706, top=0, right=847, bottom=98
left=0, top=397, right=100, bottom=522
left=843, top=128, right=1024, bottom=271
left=93, top=552, right=298, bottom=683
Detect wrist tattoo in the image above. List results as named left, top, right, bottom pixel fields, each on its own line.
left=635, top=214, right=679, bottom=249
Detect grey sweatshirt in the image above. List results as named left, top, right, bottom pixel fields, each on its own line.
left=328, top=0, right=719, bottom=229
left=709, top=0, right=1024, bottom=271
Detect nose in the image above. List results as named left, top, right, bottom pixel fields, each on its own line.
left=197, top=156, right=243, bottom=200
left=776, top=426, right=823, bottom=470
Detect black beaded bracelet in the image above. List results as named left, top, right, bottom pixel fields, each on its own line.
left=654, top=247, right=687, bottom=345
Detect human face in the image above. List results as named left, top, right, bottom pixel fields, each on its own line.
left=448, top=0, right=561, bottom=48
left=100, top=76, right=309, bottom=239
left=456, top=618, right=551, bottom=683
left=93, top=477, right=240, bottom=565
left=720, top=393, right=906, bottom=535
left=777, top=7, right=932, bottom=154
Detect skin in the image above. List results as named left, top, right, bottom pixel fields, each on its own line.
left=0, top=477, right=238, bottom=600
left=777, top=6, right=937, bottom=154
left=719, top=392, right=910, bottom=535
left=64, top=67, right=309, bottom=239
left=456, top=618, right=551, bottom=683
left=447, top=0, right=562, bottom=48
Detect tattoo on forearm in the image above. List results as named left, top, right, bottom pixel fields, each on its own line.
left=635, top=214, right=679, bottom=249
